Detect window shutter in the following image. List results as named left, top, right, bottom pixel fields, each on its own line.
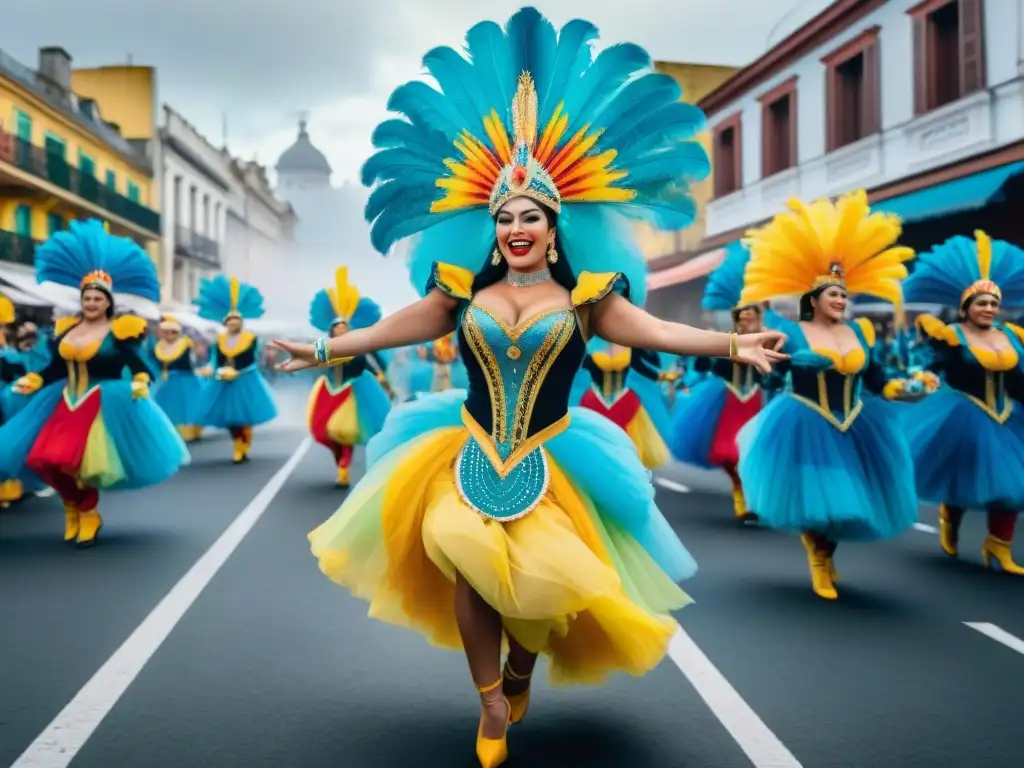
left=825, top=69, right=839, bottom=152
left=959, top=0, right=986, bottom=95
left=863, top=42, right=880, bottom=135
left=788, top=92, right=798, bottom=168
left=913, top=16, right=928, bottom=114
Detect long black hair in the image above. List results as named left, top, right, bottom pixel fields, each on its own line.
left=798, top=283, right=847, bottom=321
left=471, top=202, right=576, bottom=295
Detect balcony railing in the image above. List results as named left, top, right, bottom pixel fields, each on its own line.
left=0, top=130, right=161, bottom=235
left=0, top=230, right=37, bottom=267
left=174, top=224, right=221, bottom=269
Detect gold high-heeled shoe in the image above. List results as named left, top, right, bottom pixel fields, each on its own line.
left=981, top=535, right=1024, bottom=575
left=938, top=504, right=958, bottom=557
left=800, top=533, right=837, bottom=600
left=503, top=661, right=532, bottom=724
left=476, top=677, right=510, bottom=768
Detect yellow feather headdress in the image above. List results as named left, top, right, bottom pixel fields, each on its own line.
left=739, top=189, right=915, bottom=311
left=158, top=314, right=182, bottom=332
left=0, top=290, right=14, bottom=326
left=328, top=267, right=361, bottom=324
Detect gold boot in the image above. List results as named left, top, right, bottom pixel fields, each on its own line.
left=800, top=533, right=838, bottom=600
left=475, top=677, right=510, bottom=768
left=76, top=509, right=103, bottom=548
left=232, top=437, right=246, bottom=463
left=63, top=502, right=80, bottom=542
left=0, top=478, right=23, bottom=505
left=336, top=466, right=350, bottom=487
left=938, top=504, right=959, bottom=557
left=981, top=535, right=1024, bottom=575
left=503, top=661, right=532, bottom=725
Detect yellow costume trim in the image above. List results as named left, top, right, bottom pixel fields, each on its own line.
left=810, top=345, right=866, bottom=375
left=916, top=314, right=960, bottom=346
left=882, top=379, right=906, bottom=400
left=218, top=330, right=256, bottom=359
left=17, top=372, right=43, bottom=392
left=590, top=348, right=631, bottom=371
left=431, top=262, right=474, bottom=300
left=132, top=372, right=151, bottom=385
left=54, top=316, right=81, bottom=336
left=571, top=271, right=623, bottom=306
left=0, top=292, right=13, bottom=325
left=1003, top=322, right=1024, bottom=344
left=740, top=189, right=914, bottom=307
left=111, top=314, right=148, bottom=341
left=154, top=337, right=193, bottom=364
left=853, top=317, right=876, bottom=348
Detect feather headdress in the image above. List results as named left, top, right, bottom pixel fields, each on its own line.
left=35, top=218, right=160, bottom=301
left=194, top=275, right=265, bottom=323
left=158, top=314, right=182, bottom=332
left=740, top=189, right=914, bottom=308
left=903, top=230, right=1024, bottom=308
left=362, top=6, right=710, bottom=306
left=0, top=290, right=13, bottom=325
left=702, top=241, right=758, bottom=312
left=308, top=267, right=382, bottom=333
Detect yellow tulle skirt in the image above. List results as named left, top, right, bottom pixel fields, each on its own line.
left=625, top=406, right=670, bottom=470
left=309, top=423, right=692, bottom=685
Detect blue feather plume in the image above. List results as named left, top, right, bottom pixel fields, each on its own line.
left=363, top=7, right=709, bottom=308
left=309, top=292, right=381, bottom=333
left=904, top=234, right=1024, bottom=307
left=35, top=218, right=160, bottom=301
left=194, top=275, right=266, bottom=322
left=702, top=242, right=751, bottom=311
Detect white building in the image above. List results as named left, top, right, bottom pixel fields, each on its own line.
left=700, top=0, right=1024, bottom=249
left=159, top=105, right=230, bottom=304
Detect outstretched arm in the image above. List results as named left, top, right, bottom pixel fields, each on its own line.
left=588, top=293, right=787, bottom=373
left=274, top=291, right=458, bottom=371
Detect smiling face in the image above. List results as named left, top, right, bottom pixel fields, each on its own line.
left=494, top=197, right=555, bottom=273
left=964, top=293, right=999, bottom=328
left=80, top=287, right=111, bottom=321
left=811, top=284, right=848, bottom=322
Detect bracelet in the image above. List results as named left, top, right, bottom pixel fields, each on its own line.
left=728, top=332, right=739, bottom=361
left=314, top=337, right=328, bottom=363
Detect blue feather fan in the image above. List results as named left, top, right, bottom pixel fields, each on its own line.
left=362, top=7, right=710, bottom=308
left=35, top=219, right=160, bottom=302
left=904, top=233, right=1024, bottom=308
left=702, top=242, right=751, bottom=312
left=194, top=275, right=266, bottom=322
left=309, top=293, right=381, bottom=333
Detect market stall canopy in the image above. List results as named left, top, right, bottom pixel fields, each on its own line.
left=0, top=282, right=49, bottom=307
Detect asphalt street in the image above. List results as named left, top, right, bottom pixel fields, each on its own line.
left=2, top=388, right=1023, bottom=768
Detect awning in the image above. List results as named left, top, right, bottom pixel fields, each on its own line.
left=0, top=283, right=50, bottom=307
left=873, top=161, right=1024, bottom=223
left=647, top=248, right=727, bottom=291
left=0, top=266, right=78, bottom=311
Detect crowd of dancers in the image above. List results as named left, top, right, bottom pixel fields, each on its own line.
left=1, top=7, right=1022, bottom=767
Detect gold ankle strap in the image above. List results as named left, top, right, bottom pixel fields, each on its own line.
left=477, top=677, right=503, bottom=694
left=503, top=661, right=532, bottom=681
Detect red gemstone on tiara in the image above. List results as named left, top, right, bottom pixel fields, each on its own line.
left=512, top=164, right=527, bottom=185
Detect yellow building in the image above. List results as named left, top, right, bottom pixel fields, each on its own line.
left=634, top=61, right=739, bottom=262
left=0, top=46, right=160, bottom=275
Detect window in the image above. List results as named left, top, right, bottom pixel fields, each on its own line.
left=78, top=149, right=96, bottom=178
left=127, top=181, right=140, bottom=203
left=14, top=205, right=32, bottom=237
left=759, top=77, right=798, bottom=178
left=47, top=213, right=64, bottom=235
left=13, top=109, right=32, bottom=142
left=105, top=170, right=117, bottom=190
left=823, top=27, right=881, bottom=151
left=44, top=131, right=65, bottom=158
left=712, top=114, right=742, bottom=198
left=910, top=0, right=986, bottom=115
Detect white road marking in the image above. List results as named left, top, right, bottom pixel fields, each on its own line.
left=655, top=477, right=691, bottom=493
left=913, top=522, right=938, bottom=534
left=36, top=488, right=55, bottom=498
left=668, top=628, right=802, bottom=767
left=9, top=438, right=312, bottom=768
left=964, top=622, right=1024, bottom=656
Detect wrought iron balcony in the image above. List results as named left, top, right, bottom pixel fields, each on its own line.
left=174, top=224, right=221, bottom=269
left=0, top=230, right=37, bottom=267
left=0, top=130, right=161, bottom=236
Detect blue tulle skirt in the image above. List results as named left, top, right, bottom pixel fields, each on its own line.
left=0, top=381, right=190, bottom=490
left=408, top=360, right=434, bottom=397
left=737, top=394, right=918, bottom=541
left=367, top=390, right=697, bottom=582
left=902, top=388, right=1024, bottom=509
left=669, top=377, right=728, bottom=468
left=351, top=372, right=392, bottom=441
left=199, top=368, right=278, bottom=428
left=628, top=374, right=673, bottom=441
left=153, top=371, right=206, bottom=426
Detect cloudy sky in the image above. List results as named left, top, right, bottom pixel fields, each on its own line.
left=3, top=0, right=832, bottom=314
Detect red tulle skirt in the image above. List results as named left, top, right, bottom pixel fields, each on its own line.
left=26, top=390, right=102, bottom=478
left=708, top=391, right=762, bottom=467
left=579, top=388, right=641, bottom=430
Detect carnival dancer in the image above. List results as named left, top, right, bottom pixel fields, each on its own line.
left=0, top=290, right=28, bottom=505
left=668, top=242, right=771, bottom=522
left=151, top=315, right=205, bottom=443
left=902, top=231, right=1024, bottom=574
left=272, top=10, right=786, bottom=766
left=0, top=219, right=189, bottom=546
left=735, top=190, right=927, bottom=600
left=307, top=267, right=392, bottom=487
left=194, top=275, right=278, bottom=464
left=14, top=322, right=51, bottom=373
left=574, top=339, right=673, bottom=469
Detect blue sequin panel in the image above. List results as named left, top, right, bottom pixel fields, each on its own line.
left=455, top=436, right=549, bottom=521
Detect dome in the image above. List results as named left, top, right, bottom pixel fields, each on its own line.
left=276, top=119, right=332, bottom=175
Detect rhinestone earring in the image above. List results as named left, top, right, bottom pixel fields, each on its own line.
left=491, top=247, right=502, bottom=266
left=547, top=244, right=558, bottom=264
